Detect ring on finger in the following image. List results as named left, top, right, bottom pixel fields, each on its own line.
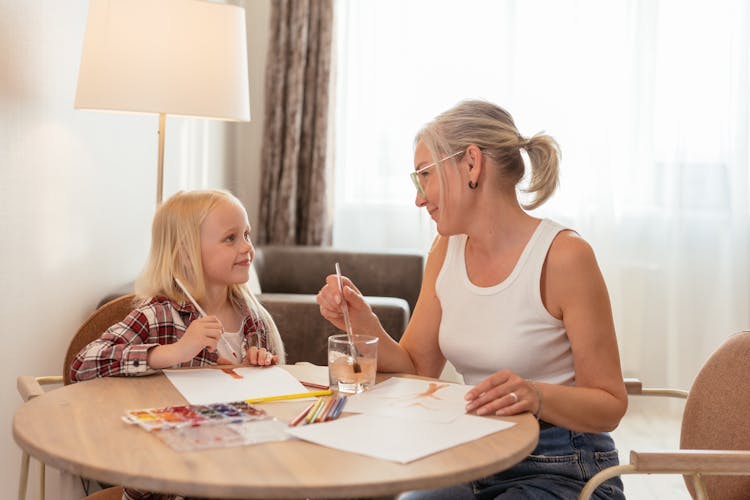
left=508, top=391, right=519, bottom=403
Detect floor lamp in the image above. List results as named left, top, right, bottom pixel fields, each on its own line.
left=74, top=0, right=251, bottom=205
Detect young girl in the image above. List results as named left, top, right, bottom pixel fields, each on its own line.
left=70, top=189, right=285, bottom=383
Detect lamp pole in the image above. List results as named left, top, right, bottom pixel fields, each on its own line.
left=157, top=113, right=166, bottom=206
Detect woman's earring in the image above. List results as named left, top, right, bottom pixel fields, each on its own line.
left=468, top=180, right=478, bottom=189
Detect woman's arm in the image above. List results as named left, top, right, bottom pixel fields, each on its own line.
left=465, top=231, right=627, bottom=433
left=396, top=235, right=448, bottom=377
left=537, top=231, right=628, bottom=431
left=317, top=236, right=449, bottom=377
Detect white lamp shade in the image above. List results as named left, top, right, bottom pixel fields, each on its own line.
left=75, top=0, right=250, bottom=121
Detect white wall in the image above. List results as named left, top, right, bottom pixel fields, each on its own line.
left=232, top=0, right=270, bottom=227
left=0, top=0, right=268, bottom=496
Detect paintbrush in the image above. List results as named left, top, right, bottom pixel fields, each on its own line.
left=174, top=278, right=239, bottom=361
left=334, top=262, right=361, bottom=373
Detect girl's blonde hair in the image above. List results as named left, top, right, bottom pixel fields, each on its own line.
left=136, top=189, right=285, bottom=362
left=416, top=99, right=560, bottom=210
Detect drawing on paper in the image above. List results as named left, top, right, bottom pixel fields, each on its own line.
left=345, top=377, right=471, bottom=423
left=220, top=368, right=244, bottom=379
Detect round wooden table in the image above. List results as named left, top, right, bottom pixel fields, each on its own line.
left=13, top=373, right=538, bottom=499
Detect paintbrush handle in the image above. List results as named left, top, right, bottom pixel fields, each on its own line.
left=175, top=278, right=207, bottom=316
left=334, top=263, right=359, bottom=359
left=175, top=278, right=240, bottom=361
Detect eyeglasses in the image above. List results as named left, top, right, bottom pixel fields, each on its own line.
left=410, top=150, right=463, bottom=196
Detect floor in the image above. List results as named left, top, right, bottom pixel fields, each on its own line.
left=610, top=397, right=690, bottom=499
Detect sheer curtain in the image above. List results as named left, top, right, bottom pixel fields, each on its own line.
left=332, top=0, right=750, bottom=391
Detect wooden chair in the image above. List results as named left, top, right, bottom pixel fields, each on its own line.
left=16, top=294, right=137, bottom=500
left=579, top=330, right=750, bottom=500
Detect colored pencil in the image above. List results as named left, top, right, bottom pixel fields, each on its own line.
left=288, top=401, right=316, bottom=427
left=244, top=389, right=332, bottom=405
left=304, top=397, right=326, bottom=425
left=329, top=395, right=348, bottom=420
left=315, top=396, right=337, bottom=423
left=300, top=381, right=330, bottom=390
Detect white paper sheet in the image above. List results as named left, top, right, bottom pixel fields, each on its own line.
left=163, top=366, right=308, bottom=405
left=280, top=362, right=329, bottom=388
left=345, top=377, right=473, bottom=423
left=287, top=414, right=516, bottom=463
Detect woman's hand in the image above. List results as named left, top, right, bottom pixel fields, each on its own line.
left=465, top=369, right=542, bottom=418
left=316, top=274, right=380, bottom=336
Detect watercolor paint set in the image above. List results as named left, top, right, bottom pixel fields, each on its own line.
left=123, top=401, right=269, bottom=432
left=123, top=401, right=292, bottom=452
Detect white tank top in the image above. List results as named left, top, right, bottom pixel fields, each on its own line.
left=437, top=219, right=575, bottom=386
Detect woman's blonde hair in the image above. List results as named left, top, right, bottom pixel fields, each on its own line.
left=135, top=189, right=285, bottom=362
left=416, top=99, right=560, bottom=209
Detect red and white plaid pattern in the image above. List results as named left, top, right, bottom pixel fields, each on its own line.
left=69, top=296, right=268, bottom=383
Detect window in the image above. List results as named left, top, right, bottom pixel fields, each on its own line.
left=332, top=0, right=750, bottom=391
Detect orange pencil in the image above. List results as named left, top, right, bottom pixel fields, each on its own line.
left=315, top=396, right=338, bottom=423
left=288, top=401, right=315, bottom=427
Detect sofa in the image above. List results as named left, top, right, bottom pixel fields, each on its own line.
left=253, top=245, right=424, bottom=365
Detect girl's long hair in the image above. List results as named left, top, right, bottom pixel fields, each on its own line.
left=136, top=189, right=285, bottom=362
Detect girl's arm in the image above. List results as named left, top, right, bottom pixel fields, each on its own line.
left=68, top=307, right=160, bottom=382
left=69, top=301, right=223, bottom=381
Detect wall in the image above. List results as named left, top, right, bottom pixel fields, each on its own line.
left=0, top=0, right=269, bottom=496
left=231, top=0, right=270, bottom=227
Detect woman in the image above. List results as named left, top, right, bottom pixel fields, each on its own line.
left=317, top=100, right=627, bottom=499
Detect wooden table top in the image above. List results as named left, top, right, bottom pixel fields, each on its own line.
left=13, top=372, right=538, bottom=499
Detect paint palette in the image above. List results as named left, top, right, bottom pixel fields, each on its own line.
left=123, top=401, right=268, bottom=432
left=124, top=401, right=293, bottom=452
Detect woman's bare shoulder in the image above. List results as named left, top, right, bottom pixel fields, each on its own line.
left=546, top=229, right=599, bottom=274
left=423, top=234, right=448, bottom=281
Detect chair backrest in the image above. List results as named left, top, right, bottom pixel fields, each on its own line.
left=680, top=330, right=750, bottom=498
left=63, top=294, right=138, bottom=385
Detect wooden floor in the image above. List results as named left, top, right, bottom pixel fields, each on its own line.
left=610, top=397, right=690, bottom=499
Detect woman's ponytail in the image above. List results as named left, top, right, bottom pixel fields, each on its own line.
left=520, top=133, right=560, bottom=210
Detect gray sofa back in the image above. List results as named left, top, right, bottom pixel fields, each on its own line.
left=254, top=245, right=423, bottom=314
left=254, top=246, right=425, bottom=365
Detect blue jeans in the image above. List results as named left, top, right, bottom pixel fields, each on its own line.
left=399, top=426, right=625, bottom=499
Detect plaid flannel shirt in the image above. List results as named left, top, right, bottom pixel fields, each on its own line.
left=69, top=295, right=268, bottom=383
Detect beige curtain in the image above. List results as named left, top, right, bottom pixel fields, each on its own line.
left=258, top=0, right=333, bottom=246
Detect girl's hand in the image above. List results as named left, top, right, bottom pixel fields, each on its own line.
left=316, top=274, right=379, bottom=335
left=178, top=316, right=224, bottom=362
left=464, top=369, right=541, bottom=417
left=243, top=346, right=278, bottom=367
